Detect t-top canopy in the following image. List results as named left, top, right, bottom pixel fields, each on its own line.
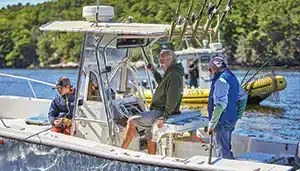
left=40, top=21, right=170, bottom=37
left=40, top=21, right=200, bottom=38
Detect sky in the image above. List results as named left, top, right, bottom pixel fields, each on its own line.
left=0, top=0, right=52, bottom=8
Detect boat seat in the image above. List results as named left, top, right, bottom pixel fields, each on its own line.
left=152, top=110, right=209, bottom=142
left=236, top=152, right=278, bottom=163
left=25, top=115, right=50, bottom=126
left=151, top=110, right=209, bottom=157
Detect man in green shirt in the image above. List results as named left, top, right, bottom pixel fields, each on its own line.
left=121, top=49, right=184, bottom=154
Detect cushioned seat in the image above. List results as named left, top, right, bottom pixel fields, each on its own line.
left=165, top=110, right=203, bottom=124
left=162, top=110, right=209, bottom=133
left=151, top=110, right=209, bottom=157
left=25, top=116, right=50, bottom=126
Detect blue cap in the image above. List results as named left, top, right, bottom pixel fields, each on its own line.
left=208, top=56, right=227, bottom=71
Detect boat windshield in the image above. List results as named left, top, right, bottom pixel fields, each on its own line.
left=84, top=33, right=127, bottom=68
left=98, top=47, right=127, bottom=68
left=199, top=56, right=210, bottom=72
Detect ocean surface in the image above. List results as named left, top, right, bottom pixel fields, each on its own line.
left=0, top=68, right=299, bottom=170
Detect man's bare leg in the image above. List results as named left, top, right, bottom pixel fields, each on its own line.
left=121, top=119, right=136, bottom=149
left=147, top=140, right=156, bottom=154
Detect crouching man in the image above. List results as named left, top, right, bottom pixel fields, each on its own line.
left=121, top=49, right=184, bottom=154
left=48, top=77, right=75, bottom=135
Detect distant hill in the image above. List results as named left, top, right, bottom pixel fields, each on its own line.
left=0, top=0, right=299, bottom=68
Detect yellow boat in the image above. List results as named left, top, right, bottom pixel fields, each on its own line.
left=142, top=75, right=287, bottom=105
left=140, top=47, right=287, bottom=106
left=243, top=75, right=286, bottom=104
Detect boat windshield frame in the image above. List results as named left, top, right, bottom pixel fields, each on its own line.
left=78, top=32, right=160, bottom=144
left=39, top=20, right=200, bottom=144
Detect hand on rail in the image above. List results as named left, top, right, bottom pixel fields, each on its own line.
left=147, top=63, right=155, bottom=72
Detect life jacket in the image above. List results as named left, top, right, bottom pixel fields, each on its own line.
left=208, top=69, right=239, bottom=123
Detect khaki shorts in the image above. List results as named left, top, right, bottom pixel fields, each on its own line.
left=130, top=110, right=161, bottom=140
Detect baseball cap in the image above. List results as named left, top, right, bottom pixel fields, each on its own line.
left=208, top=56, right=227, bottom=71
left=53, top=77, right=72, bottom=89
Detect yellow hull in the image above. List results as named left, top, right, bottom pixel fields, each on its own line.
left=142, top=76, right=287, bottom=105
left=242, top=76, right=286, bottom=97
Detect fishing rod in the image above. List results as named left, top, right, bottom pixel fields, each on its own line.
left=141, top=45, right=155, bottom=96
left=212, top=0, right=232, bottom=38
left=95, top=0, right=100, bottom=26
left=241, top=52, right=267, bottom=85
left=192, top=0, right=208, bottom=36
left=179, top=0, right=195, bottom=41
left=169, top=0, right=182, bottom=42
left=242, top=56, right=274, bottom=87
left=208, top=134, right=213, bottom=164
left=203, top=0, right=222, bottom=37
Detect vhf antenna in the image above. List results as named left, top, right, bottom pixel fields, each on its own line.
left=96, top=0, right=100, bottom=26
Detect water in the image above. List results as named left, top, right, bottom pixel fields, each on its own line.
left=0, top=69, right=299, bottom=170
left=0, top=69, right=77, bottom=99
left=234, top=70, right=300, bottom=140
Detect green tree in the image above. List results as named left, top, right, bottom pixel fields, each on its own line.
left=0, top=0, right=299, bottom=68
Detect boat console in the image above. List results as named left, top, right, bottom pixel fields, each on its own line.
left=111, top=96, right=144, bottom=127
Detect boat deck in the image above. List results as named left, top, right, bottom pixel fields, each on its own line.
left=0, top=118, right=51, bottom=137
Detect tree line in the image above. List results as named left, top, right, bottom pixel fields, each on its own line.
left=0, top=0, right=299, bottom=68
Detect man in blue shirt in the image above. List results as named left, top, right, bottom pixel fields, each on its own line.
left=207, top=57, right=248, bottom=159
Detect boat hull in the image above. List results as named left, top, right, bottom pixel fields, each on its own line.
left=0, top=128, right=294, bottom=171
left=0, top=138, right=184, bottom=171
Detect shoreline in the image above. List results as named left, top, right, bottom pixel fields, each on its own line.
left=0, top=62, right=299, bottom=71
